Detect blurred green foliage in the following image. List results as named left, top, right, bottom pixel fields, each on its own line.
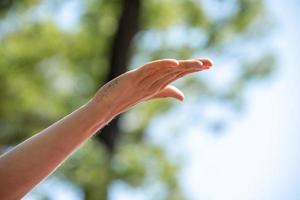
left=0, top=0, right=275, bottom=199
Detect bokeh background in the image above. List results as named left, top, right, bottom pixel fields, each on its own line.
left=0, top=0, right=299, bottom=199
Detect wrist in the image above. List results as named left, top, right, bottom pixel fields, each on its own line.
left=83, top=99, right=112, bottom=133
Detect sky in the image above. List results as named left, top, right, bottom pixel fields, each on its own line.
left=24, top=0, right=300, bottom=199
left=179, top=0, right=300, bottom=199
left=110, top=0, right=300, bottom=199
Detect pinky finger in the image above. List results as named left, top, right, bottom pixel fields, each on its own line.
left=158, top=68, right=201, bottom=90
left=149, top=85, right=185, bottom=101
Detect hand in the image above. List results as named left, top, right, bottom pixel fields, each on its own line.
left=91, top=58, right=213, bottom=122
left=0, top=58, right=212, bottom=199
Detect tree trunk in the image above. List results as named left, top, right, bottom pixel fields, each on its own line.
left=96, top=0, right=141, bottom=153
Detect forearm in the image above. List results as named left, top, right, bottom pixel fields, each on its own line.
left=0, top=58, right=212, bottom=200
left=0, top=100, right=107, bottom=199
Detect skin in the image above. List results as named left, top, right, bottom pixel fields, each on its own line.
left=0, top=58, right=213, bottom=199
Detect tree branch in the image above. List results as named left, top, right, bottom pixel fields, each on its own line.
left=96, top=0, right=141, bottom=153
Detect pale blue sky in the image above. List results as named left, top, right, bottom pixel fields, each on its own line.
left=179, top=0, right=300, bottom=199
left=110, top=0, right=300, bottom=199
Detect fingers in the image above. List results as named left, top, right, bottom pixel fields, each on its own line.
left=133, top=58, right=213, bottom=99
left=150, top=85, right=185, bottom=101
left=136, top=59, right=179, bottom=85
left=195, top=58, right=213, bottom=68
left=144, top=59, right=204, bottom=87
left=137, top=59, right=179, bottom=74
left=178, top=59, right=205, bottom=70
left=148, top=59, right=210, bottom=91
left=147, top=59, right=180, bottom=68
left=139, top=66, right=175, bottom=86
left=153, top=69, right=200, bottom=94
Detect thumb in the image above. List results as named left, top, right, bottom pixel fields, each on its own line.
left=150, top=85, right=185, bottom=101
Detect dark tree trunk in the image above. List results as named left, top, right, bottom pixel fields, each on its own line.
left=96, top=0, right=141, bottom=153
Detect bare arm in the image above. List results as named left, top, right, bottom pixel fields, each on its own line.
left=0, top=58, right=212, bottom=199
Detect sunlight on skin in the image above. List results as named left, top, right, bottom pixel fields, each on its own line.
left=0, top=58, right=212, bottom=200
left=93, top=58, right=213, bottom=122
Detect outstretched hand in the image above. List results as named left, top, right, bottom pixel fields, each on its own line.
left=92, top=58, right=213, bottom=121
left=0, top=58, right=213, bottom=199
